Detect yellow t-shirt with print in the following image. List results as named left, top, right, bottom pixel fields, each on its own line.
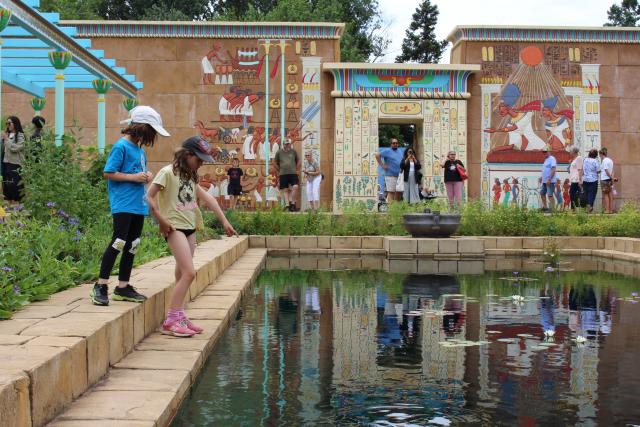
left=152, top=165, right=198, bottom=230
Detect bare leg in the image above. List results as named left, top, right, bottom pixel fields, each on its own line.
left=167, top=232, right=197, bottom=311
left=290, top=184, right=299, bottom=208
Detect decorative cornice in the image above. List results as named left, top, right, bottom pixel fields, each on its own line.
left=448, top=25, right=640, bottom=47
left=323, top=63, right=479, bottom=98
left=63, top=20, right=345, bottom=39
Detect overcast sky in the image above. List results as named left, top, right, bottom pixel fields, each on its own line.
left=378, top=0, right=614, bottom=63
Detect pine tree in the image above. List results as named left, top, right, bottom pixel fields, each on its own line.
left=395, top=0, right=447, bottom=63
left=605, top=0, right=640, bottom=26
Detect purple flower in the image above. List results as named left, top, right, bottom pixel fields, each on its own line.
left=15, top=221, right=25, bottom=228
left=632, top=292, right=638, bottom=298
left=13, top=284, right=21, bottom=295
left=46, top=202, right=56, bottom=207
left=513, top=271, right=519, bottom=275
left=56, top=209, right=69, bottom=219
left=1, top=266, right=12, bottom=272
left=69, top=218, right=79, bottom=226
left=13, top=204, right=24, bottom=211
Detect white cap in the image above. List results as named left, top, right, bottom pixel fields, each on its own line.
left=120, top=106, right=170, bottom=137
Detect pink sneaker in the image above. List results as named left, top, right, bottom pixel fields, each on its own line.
left=182, top=317, right=203, bottom=334
left=161, top=318, right=195, bottom=337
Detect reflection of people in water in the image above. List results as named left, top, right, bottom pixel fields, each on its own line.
left=442, top=298, right=465, bottom=337
left=569, top=285, right=598, bottom=335
left=483, top=83, right=547, bottom=152
left=540, top=289, right=555, bottom=333
left=304, top=287, right=321, bottom=313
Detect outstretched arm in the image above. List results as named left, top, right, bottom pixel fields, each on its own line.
left=196, top=185, right=237, bottom=237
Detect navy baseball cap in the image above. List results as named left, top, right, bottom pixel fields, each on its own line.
left=182, top=136, right=215, bottom=163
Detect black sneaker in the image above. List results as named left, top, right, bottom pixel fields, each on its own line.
left=112, top=284, right=147, bottom=303
left=90, top=283, right=109, bottom=306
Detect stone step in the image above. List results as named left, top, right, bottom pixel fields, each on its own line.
left=0, top=236, right=251, bottom=427
left=47, top=248, right=266, bottom=427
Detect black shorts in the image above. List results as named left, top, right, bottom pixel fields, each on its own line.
left=228, top=185, right=242, bottom=196
left=165, top=228, right=196, bottom=241
left=279, top=174, right=299, bottom=190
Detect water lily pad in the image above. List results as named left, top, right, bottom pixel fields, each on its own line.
left=531, top=345, right=548, bottom=351
left=517, top=334, right=535, bottom=338
left=486, top=330, right=502, bottom=334
left=497, top=338, right=516, bottom=343
left=537, top=342, right=558, bottom=347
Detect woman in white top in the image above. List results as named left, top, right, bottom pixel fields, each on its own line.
left=568, top=147, right=583, bottom=210
left=2, top=116, right=26, bottom=203
left=303, top=151, right=322, bottom=211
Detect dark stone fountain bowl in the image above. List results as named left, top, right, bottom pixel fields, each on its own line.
left=402, top=210, right=461, bottom=238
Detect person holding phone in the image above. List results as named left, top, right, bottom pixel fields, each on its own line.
left=400, top=148, right=422, bottom=204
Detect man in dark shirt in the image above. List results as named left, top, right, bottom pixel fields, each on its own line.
left=274, top=139, right=300, bottom=211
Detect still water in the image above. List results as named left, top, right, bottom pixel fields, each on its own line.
left=173, top=266, right=640, bottom=426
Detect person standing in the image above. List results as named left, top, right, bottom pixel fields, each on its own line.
left=568, top=147, right=583, bottom=210
left=303, top=151, right=322, bottom=211
left=227, top=158, right=243, bottom=209
left=599, top=148, right=615, bottom=214
left=90, top=106, right=170, bottom=306
left=375, top=138, right=405, bottom=202
left=274, top=138, right=300, bottom=211
left=1, top=116, right=26, bottom=204
left=400, top=147, right=422, bottom=204
left=439, top=151, right=465, bottom=205
left=539, top=147, right=557, bottom=212
left=582, top=149, right=600, bottom=213
left=147, top=136, right=236, bottom=337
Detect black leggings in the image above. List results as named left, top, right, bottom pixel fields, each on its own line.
left=99, top=213, right=145, bottom=282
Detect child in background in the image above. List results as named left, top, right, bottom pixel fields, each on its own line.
left=492, top=178, right=501, bottom=207
left=91, top=106, right=170, bottom=306
left=555, top=180, right=563, bottom=210
left=147, top=136, right=236, bottom=337
left=227, top=158, right=243, bottom=209
left=562, top=179, right=571, bottom=210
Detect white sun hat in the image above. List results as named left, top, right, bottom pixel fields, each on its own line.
left=120, top=105, right=170, bottom=137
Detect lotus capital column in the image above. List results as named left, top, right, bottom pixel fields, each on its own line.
left=48, top=51, right=72, bottom=146
left=92, top=79, right=112, bottom=153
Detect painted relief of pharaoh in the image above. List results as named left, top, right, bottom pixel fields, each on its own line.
left=484, top=46, right=574, bottom=164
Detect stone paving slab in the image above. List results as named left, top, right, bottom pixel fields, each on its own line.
left=0, top=370, right=31, bottom=427
left=54, top=390, right=177, bottom=425
left=50, top=420, right=155, bottom=427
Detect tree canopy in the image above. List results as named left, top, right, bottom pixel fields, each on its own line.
left=39, top=0, right=390, bottom=62
left=395, top=0, right=447, bottom=63
left=606, top=0, right=640, bottom=26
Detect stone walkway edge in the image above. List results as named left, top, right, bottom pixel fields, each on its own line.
left=0, top=236, right=260, bottom=427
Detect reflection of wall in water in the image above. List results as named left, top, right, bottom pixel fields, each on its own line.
left=332, top=284, right=378, bottom=383
left=421, top=306, right=466, bottom=382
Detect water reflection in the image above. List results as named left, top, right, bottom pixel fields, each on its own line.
left=173, top=269, right=640, bottom=426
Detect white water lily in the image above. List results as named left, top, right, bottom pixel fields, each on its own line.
left=544, top=329, right=556, bottom=337
left=512, top=295, right=525, bottom=302
left=575, top=335, right=587, bottom=343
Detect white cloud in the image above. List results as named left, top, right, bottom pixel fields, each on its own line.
left=378, top=0, right=613, bottom=63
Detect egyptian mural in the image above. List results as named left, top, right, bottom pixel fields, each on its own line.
left=195, top=39, right=323, bottom=210
left=480, top=45, right=601, bottom=208
left=329, top=67, right=473, bottom=212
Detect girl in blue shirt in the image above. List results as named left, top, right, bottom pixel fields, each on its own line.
left=90, top=106, right=170, bottom=306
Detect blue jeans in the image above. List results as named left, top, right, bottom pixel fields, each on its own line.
left=583, top=181, right=598, bottom=208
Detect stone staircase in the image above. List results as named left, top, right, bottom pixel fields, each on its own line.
left=0, top=236, right=266, bottom=427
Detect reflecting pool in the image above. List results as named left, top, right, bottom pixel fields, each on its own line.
left=173, top=267, right=640, bottom=426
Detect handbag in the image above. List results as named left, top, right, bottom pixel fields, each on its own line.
left=395, top=171, right=404, bottom=192
left=456, top=163, right=468, bottom=181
